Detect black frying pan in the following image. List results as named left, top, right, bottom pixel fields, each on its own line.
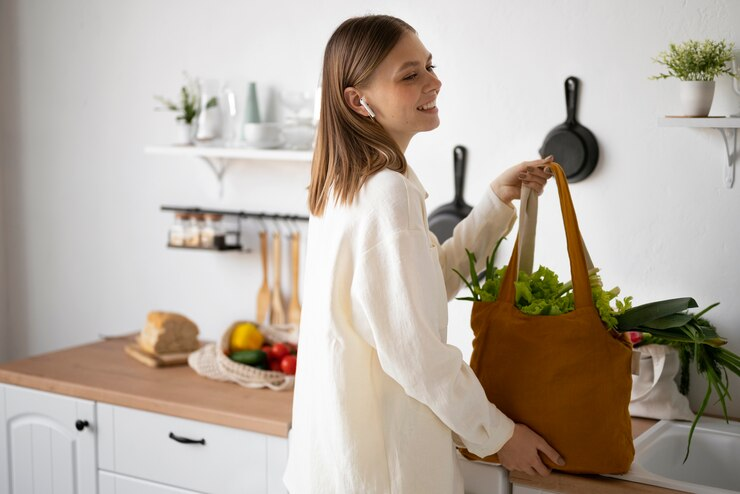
left=428, top=145, right=472, bottom=243
left=540, top=77, right=599, bottom=182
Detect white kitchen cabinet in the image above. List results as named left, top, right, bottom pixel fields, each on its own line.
left=1, top=384, right=288, bottom=494
left=0, top=384, right=97, bottom=494
left=457, top=454, right=511, bottom=494
left=97, top=403, right=288, bottom=494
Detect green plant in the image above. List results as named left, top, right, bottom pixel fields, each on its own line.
left=651, top=39, right=737, bottom=81
left=154, top=73, right=217, bottom=124
left=622, top=301, right=738, bottom=462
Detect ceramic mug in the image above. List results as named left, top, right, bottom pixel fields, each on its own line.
left=243, top=123, right=283, bottom=148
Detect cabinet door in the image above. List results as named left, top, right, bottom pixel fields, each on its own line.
left=0, top=384, right=96, bottom=494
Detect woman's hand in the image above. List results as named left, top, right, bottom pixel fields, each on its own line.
left=491, top=156, right=555, bottom=205
left=497, top=423, right=564, bottom=476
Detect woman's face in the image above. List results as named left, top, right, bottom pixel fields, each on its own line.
left=360, top=32, right=442, bottom=150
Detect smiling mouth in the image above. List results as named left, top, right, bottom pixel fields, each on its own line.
left=417, top=100, right=437, bottom=111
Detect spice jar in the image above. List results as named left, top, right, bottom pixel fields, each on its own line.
left=184, top=214, right=202, bottom=247
left=169, top=213, right=188, bottom=247
left=200, top=214, right=224, bottom=248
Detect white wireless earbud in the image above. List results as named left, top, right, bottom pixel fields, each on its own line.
left=359, top=96, right=376, bottom=118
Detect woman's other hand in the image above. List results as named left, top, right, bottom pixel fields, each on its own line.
left=497, top=423, right=565, bottom=476
left=491, top=156, right=555, bottom=205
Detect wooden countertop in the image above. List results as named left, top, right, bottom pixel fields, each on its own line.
left=0, top=337, right=698, bottom=492
left=508, top=417, right=689, bottom=494
left=0, top=336, right=292, bottom=437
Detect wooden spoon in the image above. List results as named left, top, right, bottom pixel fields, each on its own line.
left=288, top=231, right=302, bottom=325
left=270, top=232, right=286, bottom=325
left=256, top=231, right=271, bottom=325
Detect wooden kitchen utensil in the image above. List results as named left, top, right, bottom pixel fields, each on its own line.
left=288, top=231, right=302, bottom=325
left=270, top=232, right=286, bottom=325
left=256, top=230, right=271, bottom=325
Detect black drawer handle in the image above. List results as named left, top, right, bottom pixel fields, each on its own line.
left=75, top=420, right=90, bottom=431
left=169, top=432, right=206, bottom=445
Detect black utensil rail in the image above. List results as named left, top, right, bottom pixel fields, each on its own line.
left=161, top=205, right=309, bottom=252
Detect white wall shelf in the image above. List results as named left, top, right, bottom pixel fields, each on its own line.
left=658, top=117, right=740, bottom=188
left=145, top=145, right=313, bottom=196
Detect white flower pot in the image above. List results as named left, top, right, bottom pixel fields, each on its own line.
left=175, top=121, right=195, bottom=145
left=678, top=80, right=716, bottom=117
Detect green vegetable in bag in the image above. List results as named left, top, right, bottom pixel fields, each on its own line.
left=455, top=239, right=739, bottom=462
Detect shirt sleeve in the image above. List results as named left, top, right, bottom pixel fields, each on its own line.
left=351, top=228, right=515, bottom=458
left=434, top=186, right=517, bottom=301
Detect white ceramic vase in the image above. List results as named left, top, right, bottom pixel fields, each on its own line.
left=678, top=80, right=715, bottom=117
left=175, top=120, right=194, bottom=145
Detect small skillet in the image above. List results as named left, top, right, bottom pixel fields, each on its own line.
left=428, top=145, right=472, bottom=243
left=539, top=76, right=599, bottom=182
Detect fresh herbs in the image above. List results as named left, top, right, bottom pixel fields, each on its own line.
left=620, top=300, right=739, bottom=462
left=456, top=240, right=740, bottom=461
left=650, top=39, right=737, bottom=81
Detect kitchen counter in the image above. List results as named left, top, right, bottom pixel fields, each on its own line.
left=0, top=337, right=691, bottom=492
left=508, top=418, right=688, bottom=494
left=0, top=335, right=292, bottom=437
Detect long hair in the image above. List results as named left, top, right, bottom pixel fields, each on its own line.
left=308, top=15, right=415, bottom=216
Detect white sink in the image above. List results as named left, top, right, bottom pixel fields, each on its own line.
left=609, top=417, right=740, bottom=493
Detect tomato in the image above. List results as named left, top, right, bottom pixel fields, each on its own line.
left=271, top=343, right=290, bottom=360
left=280, top=355, right=297, bottom=375
left=262, top=344, right=273, bottom=355
left=269, top=359, right=283, bottom=372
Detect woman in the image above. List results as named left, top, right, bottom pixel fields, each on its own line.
left=284, top=15, right=562, bottom=494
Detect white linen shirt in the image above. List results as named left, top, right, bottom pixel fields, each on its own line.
left=283, top=164, right=517, bottom=494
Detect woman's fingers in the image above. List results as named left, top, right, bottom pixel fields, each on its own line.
left=523, top=155, right=555, bottom=167
left=531, top=457, right=552, bottom=477
left=538, top=439, right=565, bottom=467
left=522, top=181, right=545, bottom=196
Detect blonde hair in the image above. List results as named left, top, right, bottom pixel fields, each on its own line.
left=308, top=15, right=415, bottom=216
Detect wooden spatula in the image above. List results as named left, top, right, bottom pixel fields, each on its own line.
left=288, top=231, right=302, bottom=325
left=270, top=232, right=286, bottom=325
left=256, top=231, right=271, bottom=325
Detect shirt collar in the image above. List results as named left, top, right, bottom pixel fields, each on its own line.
left=404, top=164, right=429, bottom=199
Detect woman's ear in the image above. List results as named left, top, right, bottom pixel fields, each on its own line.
left=344, top=87, right=373, bottom=118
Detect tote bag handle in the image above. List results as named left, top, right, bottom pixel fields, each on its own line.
left=500, top=163, right=593, bottom=309
left=516, top=186, right=595, bottom=276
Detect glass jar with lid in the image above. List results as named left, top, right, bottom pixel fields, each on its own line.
left=200, top=214, right=224, bottom=248
left=169, top=213, right=188, bottom=247
left=184, top=214, right=202, bottom=247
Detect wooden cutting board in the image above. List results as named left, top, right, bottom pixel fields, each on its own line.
left=124, top=343, right=195, bottom=368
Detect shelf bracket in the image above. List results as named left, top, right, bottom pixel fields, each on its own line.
left=716, top=128, right=737, bottom=188
left=200, top=157, right=230, bottom=197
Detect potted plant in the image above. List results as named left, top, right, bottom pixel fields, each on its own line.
left=651, top=39, right=737, bottom=117
left=154, top=73, right=216, bottom=145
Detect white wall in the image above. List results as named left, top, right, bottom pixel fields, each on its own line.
left=1, top=0, right=738, bottom=417
left=0, top=0, right=13, bottom=362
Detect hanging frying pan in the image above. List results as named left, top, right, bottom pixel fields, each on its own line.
left=540, top=76, right=599, bottom=182
left=428, top=145, right=472, bottom=243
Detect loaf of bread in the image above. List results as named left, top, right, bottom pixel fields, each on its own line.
left=137, top=311, right=200, bottom=355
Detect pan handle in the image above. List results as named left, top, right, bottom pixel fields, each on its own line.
left=565, top=76, right=579, bottom=126
left=453, top=145, right=467, bottom=205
